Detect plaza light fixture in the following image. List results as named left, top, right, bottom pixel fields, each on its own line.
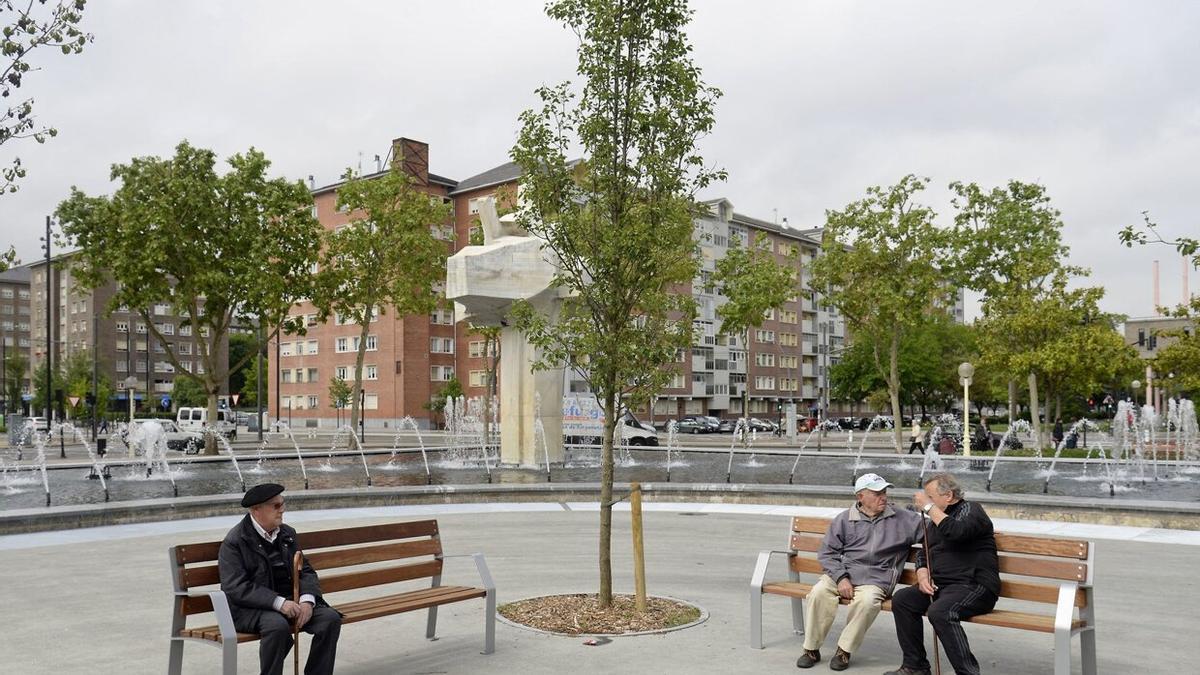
left=958, top=362, right=974, bottom=456
left=1131, top=380, right=1141, bottom=405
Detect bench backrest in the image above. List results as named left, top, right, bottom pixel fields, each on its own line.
left=788, top=515, right=1093, bottom=608
left=169, top=519, right=445, bottom=618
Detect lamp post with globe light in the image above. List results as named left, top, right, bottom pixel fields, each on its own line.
left=959, top=362, right=975, bottom=456
left=1131, top=380, right=1141, bottom=405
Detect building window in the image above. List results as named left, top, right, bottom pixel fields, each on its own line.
left=307, top=368, right=318, bottom=383
left=179, top=343, right=192, bottom=355
left=364, top=365, right=377, bottom=380
left=308, top=395, right=319, bottom=409
left=431, top=365, right=454, bottom=381
left=430, top=337, right=454, bottom=353
left=179, top=324, right=192, bottom=336
left=154, top=303, right=171, bottom=316
left=335, top=366, right=348, bottom=380
left=755, top=353, right=776, bottom=367
left=136, top=322, right=147, bottom=334
left=280, top=342, right=293, bottom=357
left=363, top=393, right=379, bottom=410
left=755, top=329, right=775, bottom=343
left=365, top=335, right=377, bottom=351
left=306, top=340, right=318, bottom=355
left=282, top=369, right=292, bottom=384
left=335, top=337, right=349, bottom=353
left=669, top=373, right=687, bottom=389
left=116, top=361, right=127, bottom=372
left=430, top=308, right=454, bottom=325
left=470, top=370, right=488, bottom=388
left=116, top=321, right=129, bottom=332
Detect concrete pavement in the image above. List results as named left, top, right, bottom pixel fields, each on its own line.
left=1, top=502, right=1195, bottom=674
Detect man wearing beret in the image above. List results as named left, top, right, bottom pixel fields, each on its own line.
left=219, top=483, right=342, bottom=675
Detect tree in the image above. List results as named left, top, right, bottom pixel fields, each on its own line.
left=4, top=348, right=27, bottom=413
left=809, top=175, right=955, bottom=452
left=171, top=374, right=206, bottom=408
left=1119, top=212, right=1199, bottom=271
left=227, top=333, right=256, bottom=400
left=238, top=353, right=265, bottom=408
left=1151, top=297, right=1200, bottom=399
left=312, top=167, right=451, bottom=433
left=1, top=0, right=92, bottom=194
left=509, top=0, right=722, bottom=607
left=425, top=376, right=462, bottom=429
left=59, top=348, right=110, bottom=419
left=56, top=141, right=322, bottom=453
left=950, top=180, right=1075, bottom=444
left=30, top=356, right=63, bottom=416
left=327, top=376, right=351, bottom=427
left=0, top=246, right=14, bottom=272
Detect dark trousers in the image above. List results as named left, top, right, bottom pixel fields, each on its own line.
left=908, top=440, right=924, bottom=454
left=234, top=606, right=342, bottom=675
left=891, top=583, right=997, bottom=675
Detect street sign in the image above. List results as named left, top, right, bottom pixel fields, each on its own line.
left=231, top=393, right=240, bottom=406
left=67, top=396, right=80, bottom=408
left=161, top=395, right=170, bottom=410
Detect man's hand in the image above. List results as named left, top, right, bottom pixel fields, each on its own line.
left=296, top=601, right=314, bottom=628
left=916, top=568, right=937, bottom=596
left=837, top=577, right=854, bottom=600
left=280, top=600, right=301, bottom=619
left=913, top=491, right=931, bottom=510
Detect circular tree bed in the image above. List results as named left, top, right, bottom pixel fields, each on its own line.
left=498, top=594, right=704, bottom=636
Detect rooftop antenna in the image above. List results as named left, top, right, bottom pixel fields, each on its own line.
left=782, top=217, right=789, bottom=229
left=307, top=175, right=314, bottom=190
left=374, top=154, right=382, bottom=173
left=357, top=151, right=363, bottom=175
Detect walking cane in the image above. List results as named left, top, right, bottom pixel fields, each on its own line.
left=920, top=515, right=942, bottom=675
left=292, top=551, right=302, bottom=675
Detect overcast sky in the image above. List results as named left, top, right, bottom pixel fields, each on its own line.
left=2, top=0, right=1197, bottom=321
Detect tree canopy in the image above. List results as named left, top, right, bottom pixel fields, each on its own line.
left=56, top=140, right=322, bottom=452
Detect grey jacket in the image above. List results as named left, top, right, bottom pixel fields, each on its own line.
left=817, top=504, right=923, bottom=594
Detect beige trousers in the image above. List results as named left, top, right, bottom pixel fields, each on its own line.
left=802, top=573, right=887, bottom=654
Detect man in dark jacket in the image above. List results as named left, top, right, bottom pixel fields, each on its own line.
left=884, top=473, right=999, bottom=675
left=796, top=473, right=922, bottom=671
left=219, top=483, right=341, bottom=675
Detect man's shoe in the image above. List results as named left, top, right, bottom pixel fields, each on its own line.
left=796, top=649, right=821, bottom=668
left=829, top=647, right=850, bottom=671
left=882, top=667, right=931, bottom=675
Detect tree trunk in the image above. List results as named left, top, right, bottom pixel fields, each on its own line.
left=205, top=387, right=220, bottom=455
left=887, top=331, right=903, bottom=453
left=1027, top=372, right=1041, bottom=450
left=350, top=318, right=371, bottom=432
left=1007, top=379, right=1016, bottom=425
left=599, top=387, right=616, bottom=607
left=1055, top=392, right=1062, bottom=422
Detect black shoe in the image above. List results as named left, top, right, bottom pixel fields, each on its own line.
left=830, top=647, right=850, bottom=671
left=882, top=667, right=931, bottom=675
left=796, top=649, right=821, bottom=668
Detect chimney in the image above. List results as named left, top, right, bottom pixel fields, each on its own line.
left=391, top=137, right=429, bottom=186
left=307, top=175, right=315, bottom=190
left=1153, top=260, right=1160, bottom=313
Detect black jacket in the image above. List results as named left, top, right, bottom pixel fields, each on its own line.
left=917, top=499, right=1000, bottom=596
left=218, top=514, right=328, bottom=619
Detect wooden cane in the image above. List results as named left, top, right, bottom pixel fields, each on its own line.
left=921, top=516, right=942, bottom=675
left=292, top=551, right=302, bottom=675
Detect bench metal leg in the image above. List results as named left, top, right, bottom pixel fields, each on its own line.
left=792, top=597, right=805, bottom=637
left=1053, top=582, right=1076, bottom=675
left=749, top=587, right=764, bottom=649
left=221, top=638, right=238, bottom=675
left=426, top=574, right=442, bottom=640
left=167, top=639, right=184, bottom=675
left=1080, top=587, right=1097, bottom=675
left=482, top=588, right=496, bottom=655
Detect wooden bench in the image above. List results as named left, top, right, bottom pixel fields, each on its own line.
left=167, top=519, right=496, bottom=674
left=750, top=516, right=1097, bottom=675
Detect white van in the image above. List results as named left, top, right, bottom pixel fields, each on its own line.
left=176, top=407, right=237, bottom=439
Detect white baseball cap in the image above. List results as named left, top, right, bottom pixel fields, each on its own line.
left=854, top=473, right=893, bottom=493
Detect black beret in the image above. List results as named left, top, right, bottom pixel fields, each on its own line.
left=241, top=483, right=285, bottom=508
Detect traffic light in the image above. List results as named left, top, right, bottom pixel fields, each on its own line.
left=85, top=392, right=95, bottom=407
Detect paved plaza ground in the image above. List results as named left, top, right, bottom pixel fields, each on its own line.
left=1, top=501, right=1197, bottom=674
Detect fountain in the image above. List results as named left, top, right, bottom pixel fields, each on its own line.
left=664, top=420, right=679, bottom=482
left=850, top=415, right=894, bottom=484
left=56, top=422, right=111, bottom=501
left=532, top=393, right=552, bottom=482
left=271, top=422, right=310, bottom=489
left=125, top=420, right=181, bottom=497
left=205, top=426, right=245, bottom=491
left=331, top=425, right=372, bottom=486
left=985, top=419, right=1032, bottom=491
left=788, top=419, right=840, bottom=484
left=1042, top=419, right=1100, bottom=493
left=388, top=416, right=433, bottom=485
left=725, top=417, right=751, bottom=483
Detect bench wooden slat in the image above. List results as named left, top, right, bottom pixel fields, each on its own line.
left=341, top=586, right=487, bottom=624
left=767, top=572, right=1085, bottom=608
left=306, top=538, right=442, bottom=570
left=791, top=516, right=835, bottom=535
left=180, top=594, right=214, bottom=616
left=300, top=520, right=439, bottom=550
left=174, top=542, right=223, bottom=565
left=994, top=534, right=1089, bottom=560
left=998, top=555, right=1087, bottom=582
left=182, top=564, right=220, bottom=590
left=319, top=559, right=444, bottom=593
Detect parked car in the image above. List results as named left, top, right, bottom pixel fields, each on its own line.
left=674, top=417, right=706, bottom=434
left=122, top=418, right=204, bottom=454
left=748, top=418, right=776, bottom=432
left=836, top=417, right=858, bottom=430
left=679, top=415, right=716, bottom=433
left=25, top=416, right=50, bottom=432
left=975, top=431, right=1022, bottom=452
left=717, top=419, right=738, bottom=433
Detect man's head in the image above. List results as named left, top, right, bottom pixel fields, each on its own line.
left=922, top=473, right=963, bottom=510
left=242, top=483, right=286, bottom=531
left=854, top=472, right=893, bottom=516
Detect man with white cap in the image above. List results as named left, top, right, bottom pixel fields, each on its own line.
left=796, top=473, right=922, bottom=671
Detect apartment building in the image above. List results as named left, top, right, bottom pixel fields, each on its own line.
left=272, top=135, right=965, bottom=428
left=26, top=253, right=228, bottom=414
left=0, top=264, right=33, bottom=413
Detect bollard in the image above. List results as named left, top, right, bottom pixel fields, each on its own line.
left=630, top=482, right=647, bottom=613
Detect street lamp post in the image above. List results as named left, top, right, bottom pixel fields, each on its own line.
left=959, top=362, right=975, bottom=456
left=1131, top=380, right=1141, bottom=406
